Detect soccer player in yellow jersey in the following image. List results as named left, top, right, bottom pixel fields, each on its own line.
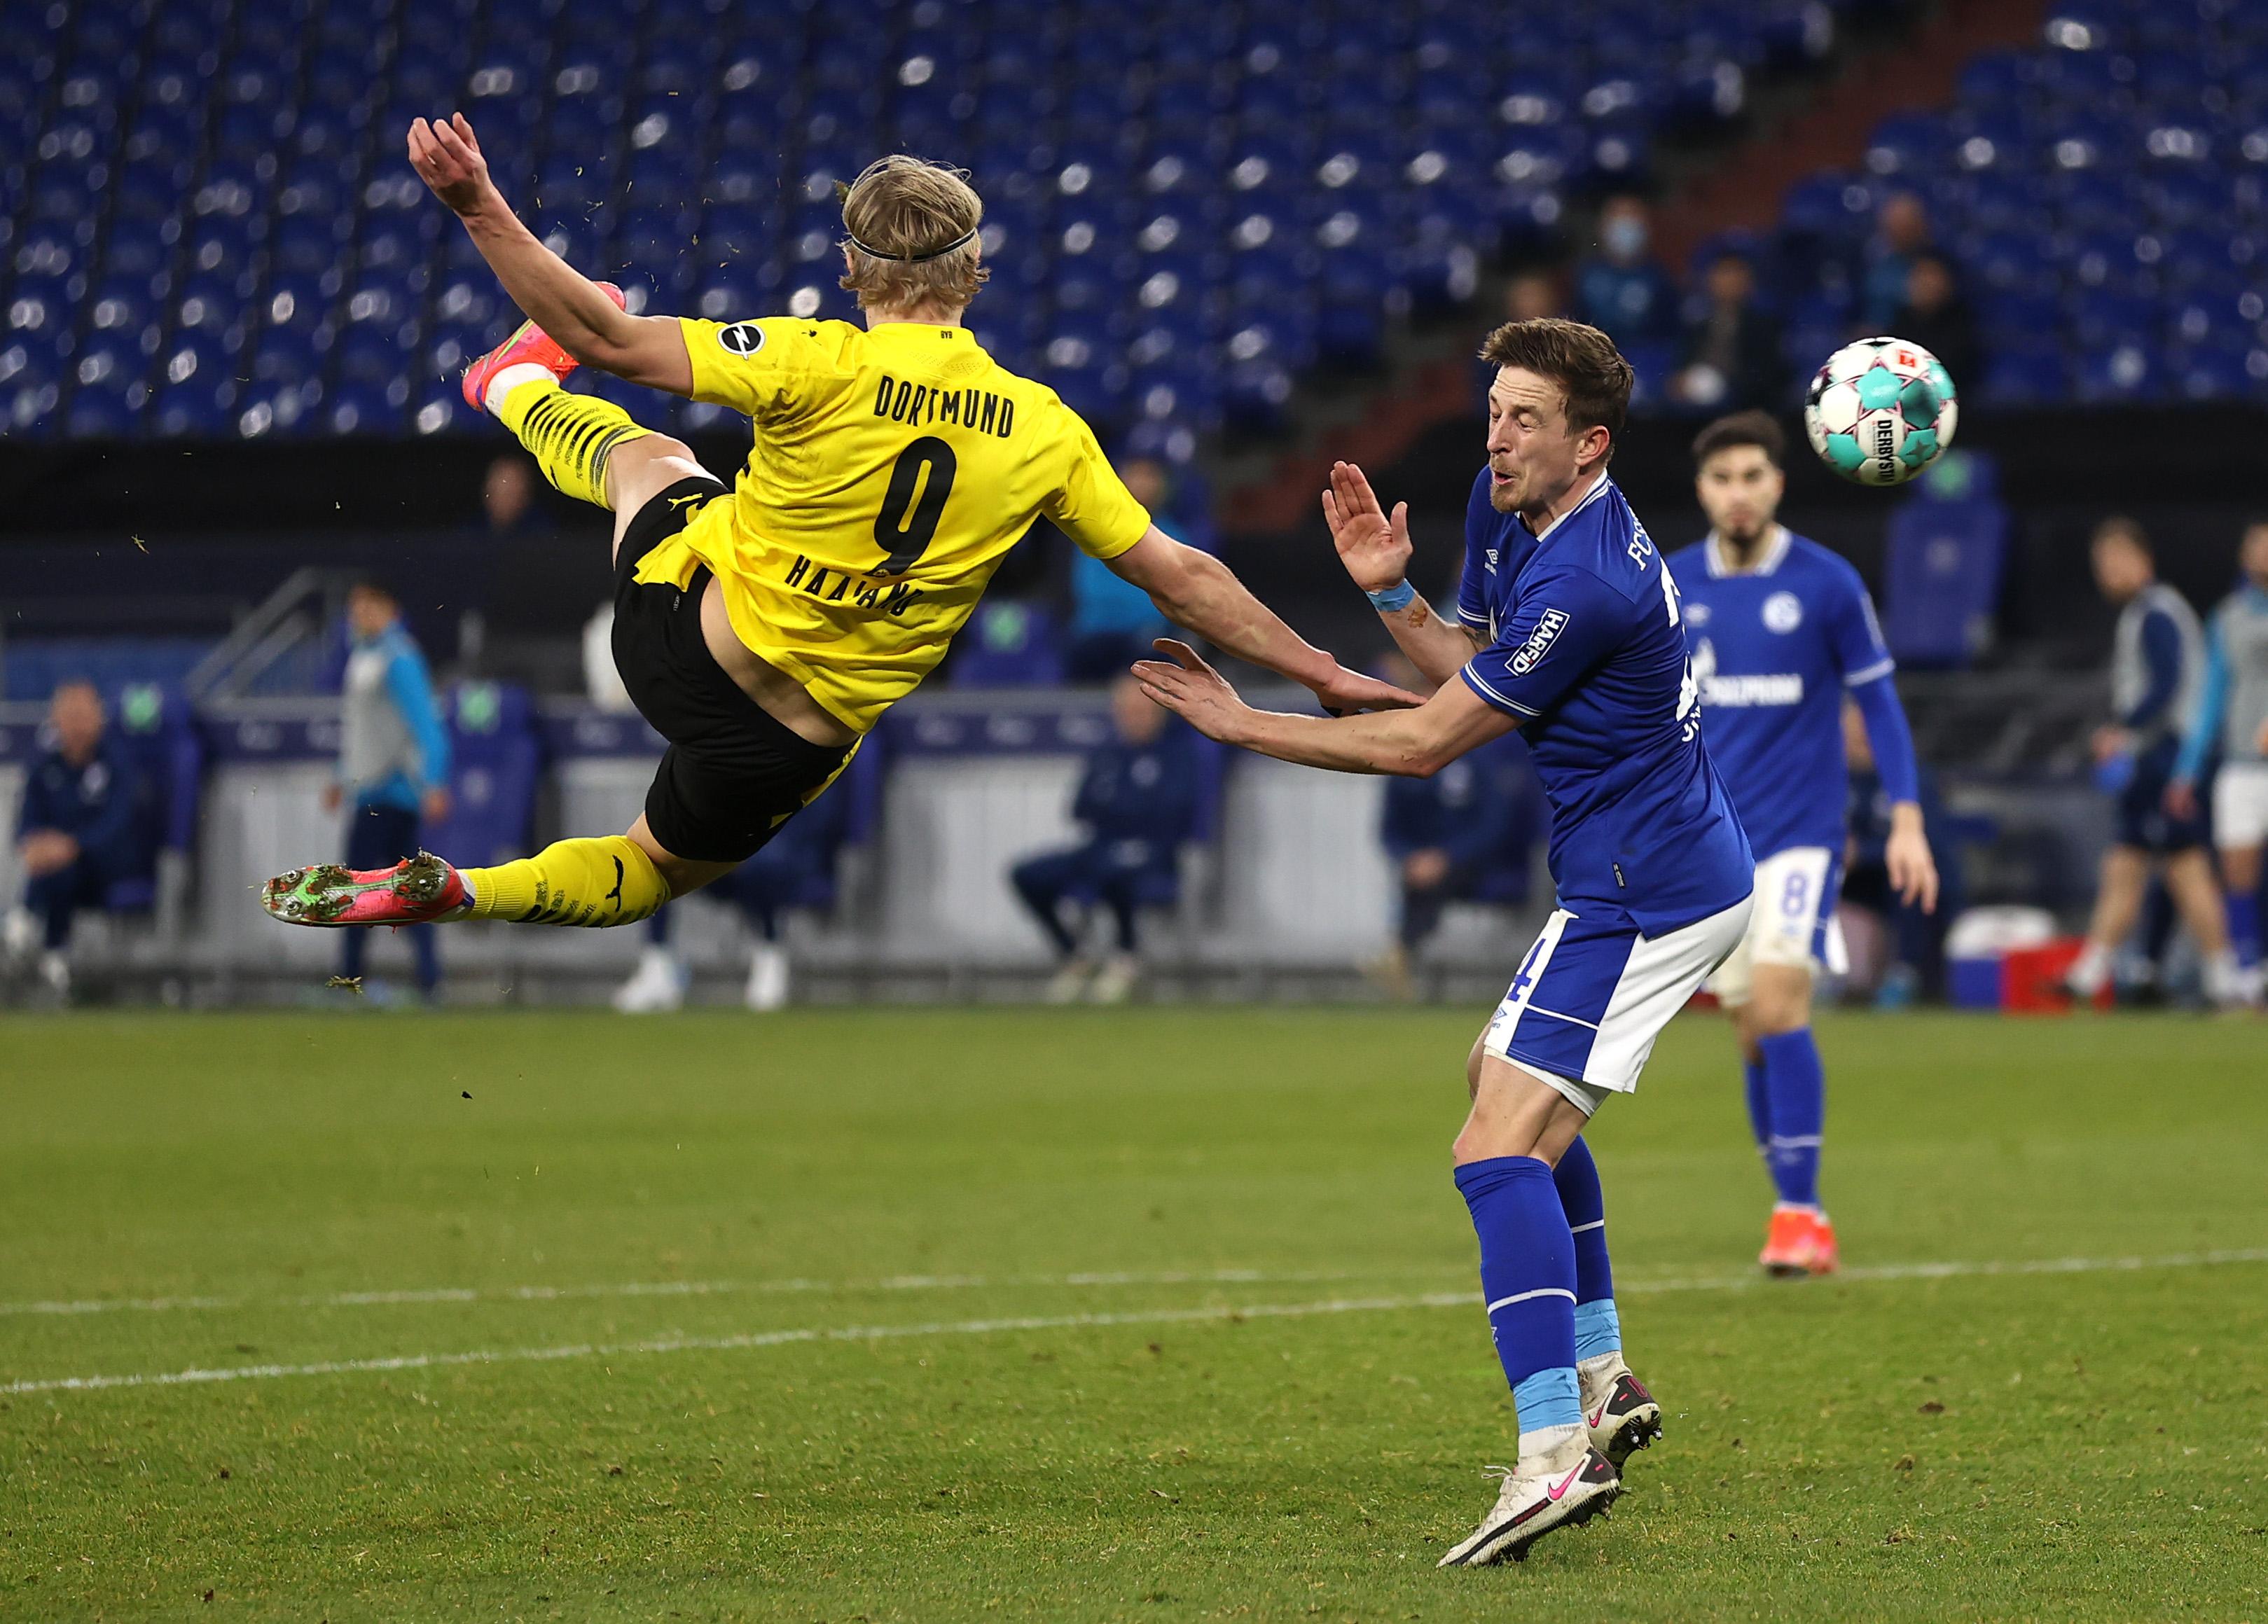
left=261, top=113, right=1414, bottom=934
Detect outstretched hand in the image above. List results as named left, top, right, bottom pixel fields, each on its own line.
left=407, top=113, right=500, bottom=219
left=1322, top=461, right=1413, bottom=594
left=1131, top=640, right=1253, bottom=744
left=1309, top=662, right=1425, bottom=714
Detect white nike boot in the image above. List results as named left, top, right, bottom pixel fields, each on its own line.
left=1437, top=1447, right=1621, bottom=1567
left=1579, top=1353, right=1663, bottom=1466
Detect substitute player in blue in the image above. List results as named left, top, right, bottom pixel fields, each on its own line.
left=1135, top=319, right=1754, bottom=1567
left=1667, top=412, right=1938, bottom=1278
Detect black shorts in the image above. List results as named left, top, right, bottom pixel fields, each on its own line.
left=611, top=477, right=853, bottom=863
left=2113, top=735, right=2207, bottom=855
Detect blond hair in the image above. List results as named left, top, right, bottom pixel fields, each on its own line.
left=838, top=155, right=988, bottom=313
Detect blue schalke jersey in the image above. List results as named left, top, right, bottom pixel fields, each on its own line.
left=1456, top=469, right=1753, bottom=935
left=1664, top=528, right=1896, bottom=859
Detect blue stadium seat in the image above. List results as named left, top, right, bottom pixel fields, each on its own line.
left=1881, top=453, right=2007, bottom=669
left=953, top=602, right=1065, bottom=686
left=148, top=374, right=239, bottom=437
left=2075, top=338, right=2162, bottom=402
left=104, top=681, right=205, bottom=906
left=1979, top=347, right=2068, bottom=405
left=249, top=328, right=327, bottom=390
left=2169, top=340, right=2260, bottom=401
left=410, top=384, right=472, bottom=436
left=262, top=272, right=339, bottom=340
left=425, top=681, right=542, bottom=870
left=2070, top=285, right=2157, bottom=346
left=233, top=375, right=325, bottom=438
left=36, top=0, right=2209, bottom=440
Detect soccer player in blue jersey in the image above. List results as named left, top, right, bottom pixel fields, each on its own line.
left=1135, top=319, right=1755, bottom=1567
left=1666, top=412, right=1938, bottom=1278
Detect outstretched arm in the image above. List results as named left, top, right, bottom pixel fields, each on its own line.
left=1132, top=640, right=1512, bottom=777
left=1107, top=530, right=1423, bottom=716
left=407, top=114, right=694, bottom=396
left=1322, top=461, right=1482, bottom=688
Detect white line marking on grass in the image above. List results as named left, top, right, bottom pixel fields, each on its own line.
left=0, top=1268, right=1426, bottom=1320
left=7, top=1247, right=2266, bottom=1400
left=0, top=1294, right=1481, bottom=1396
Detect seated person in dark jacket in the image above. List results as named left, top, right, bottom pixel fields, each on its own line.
left=1013, top=676, right=1200, bottom=1003
left=9, top=681, right=149, bottom=999
left=1374, top=732, right=1543, bottom=994
left=1670, top=250, right=1786, bottom=412
left=1889, top=254, right=1980, bottom=398
left=1840, top=698, right=1956, bottom=1003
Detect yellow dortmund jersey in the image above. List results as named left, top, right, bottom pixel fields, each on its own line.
left=639, top=316, right=1152, bottom=733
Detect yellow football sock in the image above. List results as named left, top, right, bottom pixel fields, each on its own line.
left=462, top=835, right=671, bottom=927
left=494, top=377, right=650, bottom=508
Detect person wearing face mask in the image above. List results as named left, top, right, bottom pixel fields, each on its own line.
left=1574, top=197, right=1678, bottom=352
left=1862, top=192, right=1936, bottom=331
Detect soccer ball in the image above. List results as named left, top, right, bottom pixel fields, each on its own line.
left=1802, top=337, right=1958, bottom=487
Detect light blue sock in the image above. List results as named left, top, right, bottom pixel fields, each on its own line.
left=1512, top=1365, right=1583, bottom=1431
left=1574, top=1298, right=1623, bottom=1364
left=1553, top=1135, right=1620, bottom=1363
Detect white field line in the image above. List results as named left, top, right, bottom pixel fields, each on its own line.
left=0, top=1268, right=1435, bottom=1320
left=3, top=1295, right=1479, bottom=1396
left=6, top=1247, right=2265, bottom=1400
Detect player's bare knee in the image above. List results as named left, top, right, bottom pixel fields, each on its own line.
left=1749, top=991, right=1810, bottom=1036
left=604, top=434, right=705, bottom=518
left=1745, top=964, right=1812, bottom=1035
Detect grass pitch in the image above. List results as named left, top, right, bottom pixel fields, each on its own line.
left=2, top=1006, right=2264, bottom=1621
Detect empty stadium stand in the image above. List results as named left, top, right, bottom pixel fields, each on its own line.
left=6, top=0, right=1856, bottom=443
left=1769, top=0, right=2268, bottom=407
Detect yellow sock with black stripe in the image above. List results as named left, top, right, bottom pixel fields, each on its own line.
left=462, top=835, right=671, bottom=927
left=490, top=375, right=650, bottom=509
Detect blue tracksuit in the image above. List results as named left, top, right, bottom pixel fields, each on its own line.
left=1381, top=735, right=1545, bottom=949
left=17, top=739, right=148, bottom=950
left=1013, top=729, right=1202, bottom=955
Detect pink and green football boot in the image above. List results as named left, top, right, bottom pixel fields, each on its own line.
left=459, top=281, right=625, bottom=411
left=261, top=852, right=469, bottom=928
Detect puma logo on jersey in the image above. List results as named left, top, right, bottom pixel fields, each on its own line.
left=1509, top=608, right=1570, bottom=675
